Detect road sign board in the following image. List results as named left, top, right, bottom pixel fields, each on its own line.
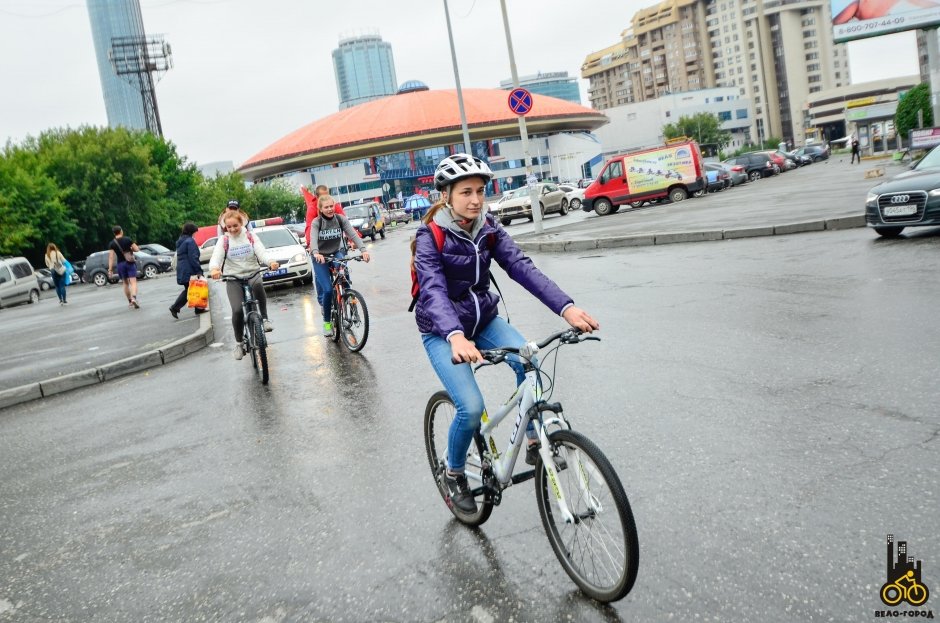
left=382, top=183, right=390, bottom=192
left=508, top=88, right=533, bottom=116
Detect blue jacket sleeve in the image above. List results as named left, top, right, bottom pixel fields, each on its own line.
left=490, top=225, right=573, bottom=316
left=414, top=225, right=463, bottom=339
left=188, top=239, right=202, bottom=275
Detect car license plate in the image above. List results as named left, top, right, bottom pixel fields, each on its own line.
left=883, top=204, right=917, bottom=217
left=263, top=268, right=288, bottom=279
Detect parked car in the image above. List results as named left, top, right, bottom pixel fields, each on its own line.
left=35, top=268, right=55, bottom=291
left=864, top=143, right=940, bottom=237
left=577, top=178, right=595, bottom=189
left=721, top=162, right=748, bottom=186
left=583, top=140, right=706, bottom=215
left=557, top=183, right=588, bottom=210
left=723, top=152, right=778, bottom=182
left=771, top=150, right=797, bottom=171
left=496, top=183, right=570, bottom=225
left=786, top=149, right=813, bottom=166
left=251, top=225, right=313, bottom=287
left=385, top=206, right=409, bottom=225
left=344, top=202, right=386, bottom=241
left=199, top=237, right=218, bottom=265
left=71, top=260, right=86, bottom=284
left=0, top=256, right=41, bottom=308
left=702, top=163, right=731, bottom=193
left=794, top=144, right=829, bottom=162
left=137, top=243, right=176, bottom=271
left=83, top=250, right=170, bottom=286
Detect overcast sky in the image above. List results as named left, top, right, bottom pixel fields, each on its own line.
left=0, top=0, right=915, bottom=168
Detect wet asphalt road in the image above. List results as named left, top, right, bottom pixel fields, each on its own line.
left=1, top=224, right=939, bottom=622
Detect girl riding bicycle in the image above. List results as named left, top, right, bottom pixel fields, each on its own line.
left=209, top=210, right=279, bottom=360
left=412, top=153, right=598, bottom=513
left=310, top=194, right=371, bottom=336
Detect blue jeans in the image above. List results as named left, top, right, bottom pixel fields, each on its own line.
left=313, top=250, right=346, bottom=322
left=422, top=316, right=536, bottom=472
left=52, top=271, right=67, bottom=303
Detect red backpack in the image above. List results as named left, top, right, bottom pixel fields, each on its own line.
left=409, top=221, right=499, bottom=312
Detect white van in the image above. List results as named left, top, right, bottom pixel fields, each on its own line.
left=0, top=257, right=41, bottom=308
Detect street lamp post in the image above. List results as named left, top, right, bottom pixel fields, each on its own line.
left=499, top=0, right=544, bottom=234
left=443, top=0, right=473, bottom=155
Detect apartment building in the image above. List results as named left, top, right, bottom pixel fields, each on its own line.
left=583, top=0, right=849, bottom=146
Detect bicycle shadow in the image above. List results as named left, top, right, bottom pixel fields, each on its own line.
left=434, top=522, right=627, bottom=622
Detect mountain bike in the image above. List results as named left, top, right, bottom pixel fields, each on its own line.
left=423, top=329, right=639, bottom=603
left=323, top=253, right=369, bottom=353
left=221, top=268, right=269, bottom=384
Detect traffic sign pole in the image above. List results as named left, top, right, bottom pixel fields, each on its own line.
left=500, top=0, right=543, bottom=234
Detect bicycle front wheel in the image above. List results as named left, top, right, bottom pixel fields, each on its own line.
left=340, top=289, right=369, bottom=352
left=535, top=429, right=638, bottom=603
left=423, top=391, right=493, bottom=527
left=250, top=315, right=269, bottom=385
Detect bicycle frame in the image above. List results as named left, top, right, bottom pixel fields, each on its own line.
left=469, top=344, right=600, bottom=525
left=240, top=282, right=263, bottom=346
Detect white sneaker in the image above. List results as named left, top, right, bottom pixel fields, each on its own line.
left=263, top=319, right=273, bottom=332
left=233, top=343, right=245, bottom=360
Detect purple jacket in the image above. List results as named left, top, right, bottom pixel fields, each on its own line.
left=414, top=213, right=573, bottom=339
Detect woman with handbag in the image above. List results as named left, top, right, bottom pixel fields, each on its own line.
left=169, top=222, right=206, bottom=319
left=107, top=225, right=141, bottom=309
left=44, top=242, right=69, bottom=305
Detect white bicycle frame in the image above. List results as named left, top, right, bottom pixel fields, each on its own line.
left=464, top=342, right=602, bottom=524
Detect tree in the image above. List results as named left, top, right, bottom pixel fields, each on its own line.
left=662, top=112, right=731, bottom=154
left=895, top=82, right=933, bottom=140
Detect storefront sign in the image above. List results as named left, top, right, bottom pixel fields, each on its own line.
left=911, top=127, right=940, bottom=149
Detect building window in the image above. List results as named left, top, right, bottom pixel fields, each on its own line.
left=718, top=110, right=732, bottom=121
left=736, top=108, right=748, bottom=119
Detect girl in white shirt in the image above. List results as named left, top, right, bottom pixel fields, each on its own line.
left=209, top=211, right=279, bottom=360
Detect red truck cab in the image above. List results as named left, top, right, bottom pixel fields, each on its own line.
left=582, top=140, right=706, bottom=216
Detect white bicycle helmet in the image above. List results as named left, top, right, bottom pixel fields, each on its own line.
left=434, top=153, right=493, bottom=190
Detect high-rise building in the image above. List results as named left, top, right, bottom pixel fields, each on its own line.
left=499, top=71, right=582, bottom=104
left=332, top=34, right=398, bottom=110
left=86, top=0, right=149, bottom=130
left=582, top=0, right=850, bottom=146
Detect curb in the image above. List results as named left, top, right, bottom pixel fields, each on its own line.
left=0, top=305, right=214, bottom=411
left=515, top=215, right=866, bottom=253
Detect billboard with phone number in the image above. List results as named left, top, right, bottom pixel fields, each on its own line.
left=832, top=0, right=940, bottom=43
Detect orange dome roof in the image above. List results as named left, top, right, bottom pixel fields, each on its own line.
left=238, top=88, right=607, bottom=179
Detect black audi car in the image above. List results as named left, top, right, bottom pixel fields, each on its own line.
left=865, top=146, right=940, bottom=237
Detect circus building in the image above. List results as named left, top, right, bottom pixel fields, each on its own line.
left=238, top=81, right=608, bottom=205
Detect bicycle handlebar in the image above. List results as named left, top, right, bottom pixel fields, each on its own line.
left=476, top=329, right=599, bottom=366
left=218, top=267, right=267, bottom=282
left=320, top=253, right=365, bottom=263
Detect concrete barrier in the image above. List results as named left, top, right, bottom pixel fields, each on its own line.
left=655, top=230, right=724, bottom=245
left=597, top=235, right=656, bottom=248
left=40, top=368, right=101, bottom=398
left=774, top=221, right=825, bottom=235
left=825, top=215, right=866, bottom=230
left=723, top=226, right=775, bottom=239
left=0, top=383, right=43, bottom=410
left=97, top=351, right=165, bottom=382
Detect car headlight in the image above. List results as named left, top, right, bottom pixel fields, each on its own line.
left=865, top=192, right=879, bottom=207
left=291, top=253, right=305, bottom=263
left=929, top=188, right=940, bottom=198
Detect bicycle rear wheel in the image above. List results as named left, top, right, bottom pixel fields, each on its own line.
left=535, top=429, right=638, bottom=603
left=250, top=315, right=269, bottom=385
left=423, top=390, right=493, bottom=526
left=340, top=289, right=369, bottom=352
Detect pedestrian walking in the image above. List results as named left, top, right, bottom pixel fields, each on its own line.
left=169, top=222, right=206, bottom=319
left=107, top=226, right=141, bottom=309
left=44, top=242, right=69, bottom=305
left=851, top=137, right=861, bottom=164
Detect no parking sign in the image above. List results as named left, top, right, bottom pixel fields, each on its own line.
left=508, top=88, right=533, bottom=116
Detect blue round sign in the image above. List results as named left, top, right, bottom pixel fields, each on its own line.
left=508, top=88, right=533, bottom=116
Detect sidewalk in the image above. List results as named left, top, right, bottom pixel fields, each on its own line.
left=0, top=276, right=214, bottom=409
left=514, top=156, right=890, bottom=252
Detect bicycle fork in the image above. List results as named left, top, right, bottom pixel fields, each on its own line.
left=535, top=405, right=604, bottom=524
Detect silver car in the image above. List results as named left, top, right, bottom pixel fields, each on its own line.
left=496, top=183, right=571, bottom=226
left=0, top=256, right=41, bottom=308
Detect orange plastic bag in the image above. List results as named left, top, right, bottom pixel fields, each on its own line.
left=187, top=275, right=209, bottom=309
